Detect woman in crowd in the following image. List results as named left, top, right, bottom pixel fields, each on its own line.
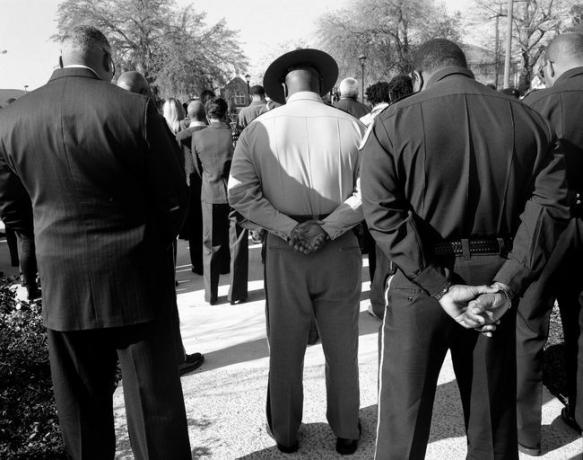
left=162, top=97, right=186, bottom=135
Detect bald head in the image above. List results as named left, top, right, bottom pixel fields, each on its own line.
left=284, top=67, right=321, bottom=100
left=117, top=71, right=150, bottom=96
left=187, top=100, right=206, bottom=121
left=542, top=33, right=583, bottom=86
left=60, top=25, right=114, bottom=81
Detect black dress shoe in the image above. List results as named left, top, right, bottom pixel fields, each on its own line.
left=178, top=353, right=204, bottom=376
left=336, top=422, right=361, bottom=455
left=561, top=406, right=582, bottom=433
left=518, top=443, right=541, bottom=456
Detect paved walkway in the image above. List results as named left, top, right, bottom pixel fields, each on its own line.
left=1, top=236, right=581, bottom=459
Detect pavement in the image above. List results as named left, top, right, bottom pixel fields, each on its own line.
left=1, top=236, right=582, bottom=459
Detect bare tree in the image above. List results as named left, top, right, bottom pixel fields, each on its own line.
left=54, top=0, right=248, bottom=98
left=316, top=0, right=462, bottom=84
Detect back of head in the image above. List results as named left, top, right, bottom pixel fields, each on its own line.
left=162, top=98, right=185, bottom=133
left=546, top=32, right=583, bottom=69
left=387, top=75, right=413, bottom=102
left=187, top=100, right=206, bottom=122
left=60, top=25, right=113, bottom=81
left=200, top=90, right=215, bottom=105
left=339, top=77, right=359, bottom=98
left=501, top=87, right=520, bottom=98
left=250, top=85, right=265, bottom=97
left=116, top=71, right=150, bottom=96
left=284, top=67, right=321, bottom=97
left=205, top=97, right=228, bottom=120
left=365, top=81, right=390, bottom=106
left=413, top=39, right=467, bottom=73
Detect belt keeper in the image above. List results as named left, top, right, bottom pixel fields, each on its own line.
left=461, top=238, right=471, bottom=260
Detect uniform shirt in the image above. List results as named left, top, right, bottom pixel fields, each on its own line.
left=361, top=66, right=569, bottom=297
left=237, top=100, right=268, bottom=129
left=228, top=91, right=365, bottom=240
left=523, top=67, right=583, bottom=200
left=191, top=121, right=233, bottom=204
left=334, top=97, right=370, bottom=119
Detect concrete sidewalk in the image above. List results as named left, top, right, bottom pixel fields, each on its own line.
left=69, top=238, right=580, bottom=459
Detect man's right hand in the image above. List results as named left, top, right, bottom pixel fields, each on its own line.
left=289, top=220, right=329, bottom=255
left=438, top=284, right=499, bottom=330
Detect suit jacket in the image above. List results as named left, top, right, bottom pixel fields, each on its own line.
left=0, top=67, right=188, bottom=331
left=237, top=101, right=268, bottom=130
left=176, top=124, right=206, bottom=182
left=333, top=97, right=370, bottom=119
left=191, top=121, right=233, bottom=204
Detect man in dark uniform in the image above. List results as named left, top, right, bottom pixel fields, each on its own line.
left=237, top=84, right=268, bottom=130
left=192, top=97, right=248, bottom=305
left=516, top=32, right=583, bottom=454
left=0, top=26, right=191, bottom=459
left=361, top=39, right=569, bottom=460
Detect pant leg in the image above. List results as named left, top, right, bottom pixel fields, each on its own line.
left=264, top=233, right=314, bottom=447
left=451, top=311, right=518, bottom=460
left=228, top=216, right=248, bottom=302
left=312, top=232, right=361, bottom=439
left=375, top=271, right=450, bottom=460
left=5, top=225, right=19, bottom=266
left=577, top=290, right=583, bottom=428
left=188, top=176, right=203, bottom=274
left=202, top=202, right=229, bottom=302
left=515, top=274, right=555, bottom=449
left=116, top=320, right=191, bottom=460
left=47, top=328, right=118, bottom=460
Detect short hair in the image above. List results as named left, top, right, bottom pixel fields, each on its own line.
left=187, top=100, right=206, bottom=122
left=339, top=77, right=359, bottom=98
left=546, top=32, right=583, bottom=63
left=365, top=81, right=390, bottom=105
left=62, top=25, right=110, bottom=52
left=413, top=39, right=467, bottom=73
left=250, top=85, right=265, bottom=96
left=200, top=90, right=215, bottom=105
left=205, top=97, right=228, bottom=120
left=387, top=75, right=413, bottom=103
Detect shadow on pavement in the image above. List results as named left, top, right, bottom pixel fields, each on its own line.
left=541, top=414, right=582, bottom=455
left=236, top=404, right=378, bottom=459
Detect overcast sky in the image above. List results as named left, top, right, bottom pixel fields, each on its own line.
left=0, top=0, right=471, bottom=90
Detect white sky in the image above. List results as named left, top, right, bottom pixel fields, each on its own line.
left=0, top=0, right=471, bottom=90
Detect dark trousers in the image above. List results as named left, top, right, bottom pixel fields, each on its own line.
left=187, top=176, right=203, bottom=274
left=516, top=217, right=583, bottom=447
left=264, top=232, right=361, bottom=447
left=375, top=255, right=518, bottom=460
left=47, top=320, right=191, bottom=460
left=5, top=225, right=19, bottom=266
left=202, top=202, right=248, bottom=303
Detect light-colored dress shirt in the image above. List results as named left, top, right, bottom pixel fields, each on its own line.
left=228, top=91, right=365, bottom=240
left=360, top=102, right=389, bottom=127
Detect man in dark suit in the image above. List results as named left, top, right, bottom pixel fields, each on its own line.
left=0, top=26, right=191, bottom=459
left=176, top=100, right=206, bottom=275
left=333, top=77, right=370, bottom=119
left=192, top=97, right=248, bottom=305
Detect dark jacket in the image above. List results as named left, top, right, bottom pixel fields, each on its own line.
left=192, top=121, right=233, bottom=204
left=333, top=97, right=370, bottom=119
left=237, top=100, right=268, bottom=130
left=0, top=67, right=188, bottom=331
left=523, top=67, right=583, bottom=209
left=361, top=66, right=569, bottom=297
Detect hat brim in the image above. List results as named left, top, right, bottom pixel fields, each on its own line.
left=263, top=49, right=338, bottom=104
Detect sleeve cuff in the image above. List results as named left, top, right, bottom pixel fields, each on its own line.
left=493, top=259, right=532, bottom=298
left=411, top=265, right=450, bottom=297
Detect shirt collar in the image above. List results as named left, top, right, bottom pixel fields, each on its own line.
left=189, top=121, right=207, bottom=128
left=286, top=91, right=323, bottom=104
left=63, top=64, right=101, bottom=79
left=426, top=66, right=475, bottom=89
left=555, top=66, right=583, bottom=85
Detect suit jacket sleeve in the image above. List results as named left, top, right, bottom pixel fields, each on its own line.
left=144, top=99, right=189, bottom=247
left=361, top=120, right=450, bottom=296
left=0, top=152, right=33, bottom=233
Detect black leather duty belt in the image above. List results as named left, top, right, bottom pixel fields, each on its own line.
left=288, top=214, right=330, bottom=223
left=432, top=238, right=512, bottom=259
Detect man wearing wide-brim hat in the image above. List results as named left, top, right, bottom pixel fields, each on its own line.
left=228, top=49, right=365, bottom=455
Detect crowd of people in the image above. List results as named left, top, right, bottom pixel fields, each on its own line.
left=0, top=23, right=582, bottom=460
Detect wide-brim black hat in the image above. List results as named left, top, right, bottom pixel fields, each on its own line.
left=263, top=48, right=339, bottom=104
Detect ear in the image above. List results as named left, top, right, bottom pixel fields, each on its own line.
left=281, top=82, right=288, bottom=100
left=59, top=55, right=64, bottom=69
left=102, top=52, right=111, bottom=73
left=411, top=71, right=423, bottom=93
